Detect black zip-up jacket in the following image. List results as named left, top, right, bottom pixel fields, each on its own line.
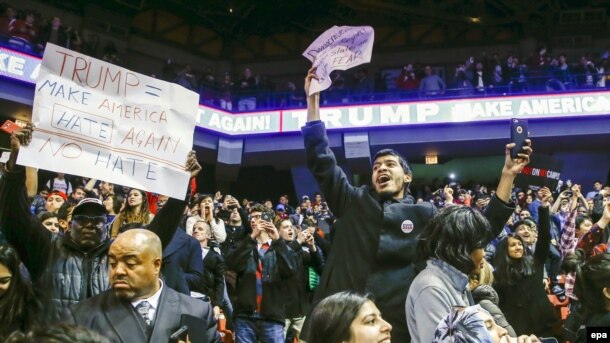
left=283, top=240, right=325, bottom=318
left=225, top=236, right=296, bottom=323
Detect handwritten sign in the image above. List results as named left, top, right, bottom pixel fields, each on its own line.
left=17, top=43, right=199, bottom=199
left=303, top=25, right=374, bottom=95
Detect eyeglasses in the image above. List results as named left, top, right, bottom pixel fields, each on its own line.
left=249, top=214, right=262, bottom=221
left=73, top=215, right=107, bottom=228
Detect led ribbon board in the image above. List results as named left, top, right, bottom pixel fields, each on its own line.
left=2, top=47, right=610, bottom=136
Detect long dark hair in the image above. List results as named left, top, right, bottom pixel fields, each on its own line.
left=0, top=245, right=42, bottom=340
left=306, top=292, right=373, bottom=343
left=563, top=250, right=610, bottom=317
left=123, top=189, right=151, bottom=224
left=417, top=205, right=492, bottom=275
left=493, top=234, right=535, bottom=286
left=200, top=194, right=221, bottom=224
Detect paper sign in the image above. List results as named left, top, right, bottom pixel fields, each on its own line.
left=17, top=43, right=199, bottom=199
left=0, top=151, right=9, bottom=164
left=303, top=26, right=374, bottom=95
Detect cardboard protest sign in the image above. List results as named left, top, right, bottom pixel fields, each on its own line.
left=18, top=43, right=199, bottom=199
left=303, top=25, right=374, bottom=95
left=515, top=154, right=563, bottom=191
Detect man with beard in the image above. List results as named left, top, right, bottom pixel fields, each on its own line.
left=65, top=229, right=220, bottom=343
left=300, top=66, right=532, bottom=342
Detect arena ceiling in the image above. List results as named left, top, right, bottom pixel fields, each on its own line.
left=38, top=0, right=610, bottom=61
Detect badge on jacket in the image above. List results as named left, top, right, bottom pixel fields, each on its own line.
left=401, top=220, right=414, bottom=234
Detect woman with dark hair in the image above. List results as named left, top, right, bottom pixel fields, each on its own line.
left=185, top=194, right=227, bottom=243
left=102, top=193, right=123, bottom=227
left=493, top=187, right=559, bottom=338
left=470, top=260, right=517, bottom=337
left=306, top=291, right=391, bottom=343
left=0, top=245, right=44, bottom=340
left=406, top=205, right=492, bottom=343
left=110, top=189, right=153, bottom=238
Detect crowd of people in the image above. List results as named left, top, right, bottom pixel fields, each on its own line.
left=0, top=66, right=607, bottom=343
left=2, top=3, right=610, bottom=343
left=0, top=4, right=82, bottom=54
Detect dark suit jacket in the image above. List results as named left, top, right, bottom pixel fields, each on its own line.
left=200, top=243, right=225, bottom=307
left=162, top=229, right=203, bottom=294
left=65, top=286, right=220, bottom=343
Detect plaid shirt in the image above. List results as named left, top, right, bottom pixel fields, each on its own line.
left=559, top=209, right=578, bottom=300
left=561, top=220, right=607, bottom=300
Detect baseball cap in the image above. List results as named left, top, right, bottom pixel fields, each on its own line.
left=72, top=198, right=107, bottom=216
left=276, top=204, right=286, bottom=212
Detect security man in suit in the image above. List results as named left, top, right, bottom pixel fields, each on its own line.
left=65, top=229, right=220, bottom=343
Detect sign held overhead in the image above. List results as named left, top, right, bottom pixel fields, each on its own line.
left=303, top=25, right=375, bottom=95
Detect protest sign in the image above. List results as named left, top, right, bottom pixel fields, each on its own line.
left=17, top=43, right=199, bottom=199
left=303, top=25, right=374, bottom=95
left=515, top=155, right=563, bottom=191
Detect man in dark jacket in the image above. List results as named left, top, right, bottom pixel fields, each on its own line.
left=277, top=218, right=324, bottom=342
left=0, top=124, right=201, bottom=320
left=221, top=201, right=248, bottom=255
left=225, top=204, right=296, bottom=342
left=161, top=228, right=203, bottom=295
left=301, top=67, right=532, bottom=342
left=190, top=219, right=226, bottom=320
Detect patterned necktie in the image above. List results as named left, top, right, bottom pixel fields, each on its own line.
left=135, top=301, right=152, bottom=326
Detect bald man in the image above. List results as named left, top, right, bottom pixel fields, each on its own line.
left=65, top=230, right=221, bottom=343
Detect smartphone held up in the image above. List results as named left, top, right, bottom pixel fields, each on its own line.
left=510, top=118, right=529, bottom=160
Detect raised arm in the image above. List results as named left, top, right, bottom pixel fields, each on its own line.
left=305, top=66, right=320, bottom=123
left=302, top=66, right=358, bottom=217
left=534, top=187, right=553, bottom=263
left=147, top=151, right=201, bottom=250
left=0, top=124, right=51, bottom=281
left=551, top=190, right=569, bottom=214
left=210, top=218, right=227, bottom=243
left=559, top=208, right=578, bottom=257
left=484, top=140, right=532, bottom=238
left=495, top=140, right=532, bottom=203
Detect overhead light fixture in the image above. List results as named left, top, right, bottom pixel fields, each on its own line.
left=425, top=155, right=438, bottom=165
left=470, top=17, right=481, bottom=23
